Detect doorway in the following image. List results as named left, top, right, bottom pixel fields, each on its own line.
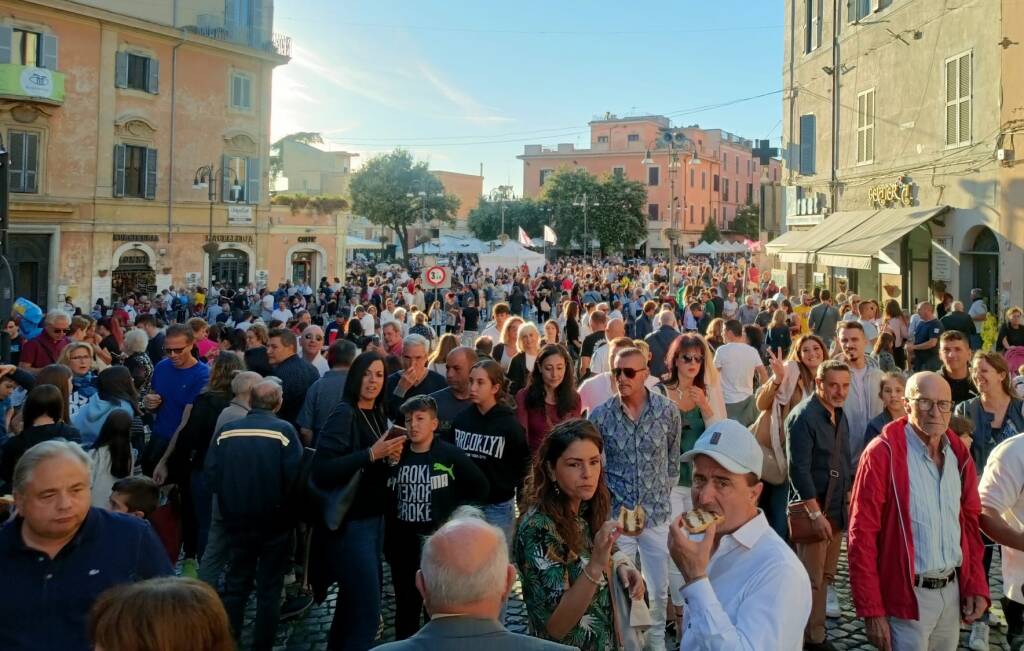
left=112, top=249, right=156, bottom=299
left=9, top=233, right=50, bottom=308
left=291, top=251, right=313, bottom=285
left=211, top=248, right=250, bottom=289
left=966, top=227, right=999, bottom=312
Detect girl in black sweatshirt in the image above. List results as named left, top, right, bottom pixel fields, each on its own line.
left=448, top=359, right=529, bottom=550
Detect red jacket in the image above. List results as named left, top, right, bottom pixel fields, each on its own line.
left=848, top=416, right=989, bottom=620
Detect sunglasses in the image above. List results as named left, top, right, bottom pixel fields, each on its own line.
left=51, top=328, right=70, bottom=334
left=163, top=346, right=189, bottom=355
left=678, top=354, right=704, bottom=364
left=612, top=367, right=646, bottom=379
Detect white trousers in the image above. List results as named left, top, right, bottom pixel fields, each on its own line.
left=617, top=520, right=670, bottom=651
left=888, top=578, right=961, bottom=651
left=667, top=486, right=694, bottom=608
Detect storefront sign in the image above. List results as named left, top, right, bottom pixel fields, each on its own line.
left=210, top=234, right=255, bottom=245
left=185, top=272, right=202, bottom=288
left=228, top=205, right=254, bottom=225
left=91, top=276, right=112, bottom=304
left=931, top=236, right=953, bottom=282
left=298, top=236, right=317, bottom=243
left=255, top=270, right=269, bottom=287
left=0, top=64, right=65, bottom=103
left=113, top=233, right=159, bottom=242
left=868, top=175, right=914, bottom=207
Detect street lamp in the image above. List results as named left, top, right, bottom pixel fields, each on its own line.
left=406, top=180, right=444, bottom=249
left=572, top=194, right=600, bottom=261
left=194, top=164, right=242, bottom=254
left=643, top=130, right=701, bottom=286
left=487, top=186, right=519, bottom=239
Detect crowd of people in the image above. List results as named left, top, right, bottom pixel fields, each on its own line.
left=2, top=252, right=1024, bottom=651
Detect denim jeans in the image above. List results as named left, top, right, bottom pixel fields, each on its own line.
left=222, top=527, right=291, bottom=651
left=190, top=470, right=213, bottom=560
left=482, top=499, right=515, bottom=554
left=759, top=480, right=791, bottom=542
left=198, top=499, right=229, bottom=590
left=325, top=515, right=384, bottom=651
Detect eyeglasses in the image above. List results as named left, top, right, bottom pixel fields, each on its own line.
left=51, top=328, right=69, bottom=334
left=163, top=346, right=189, bottom=355
left=678, top=354, right=704, bottom=365
left=304, top=334, right=324, bottom=341
left=909, top=397, right=954, bottom=413
left=69, top=355, right=92, bottom=362
left=613, top=367, right=646, bottom=380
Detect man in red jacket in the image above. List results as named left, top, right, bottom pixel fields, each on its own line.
left=848, top=371, right=988, bottom=651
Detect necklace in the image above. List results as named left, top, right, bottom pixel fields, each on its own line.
left=359, top=408, right=384, bottom=440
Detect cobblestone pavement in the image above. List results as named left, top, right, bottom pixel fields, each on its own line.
left=240, top=540, right=1013, bottom=650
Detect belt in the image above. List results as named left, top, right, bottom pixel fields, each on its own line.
left=913, top=570, right=957, bottom=590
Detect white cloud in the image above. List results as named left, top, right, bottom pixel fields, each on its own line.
left=416, top=62, right=513, bottom=124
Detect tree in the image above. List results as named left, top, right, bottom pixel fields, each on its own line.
left=539, top=167, right=646, bottom=254
left=348, top=149, right=459, bottom=260
left=730, top=204, right=760, bottom=239
left=467, top=197, right=550, bottom=241
left=700, top=219, right=721, bottom=243
left=269, top=132, right=324, bottom=181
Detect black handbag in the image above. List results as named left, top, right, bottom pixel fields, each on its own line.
left=291, top=410, right=365, bottom=531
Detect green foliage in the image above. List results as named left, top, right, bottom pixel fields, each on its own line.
left=348, top=149, right=460, bottom=259
left=269, top=132, right=324, bottom=180
left=270, top=193, right=348, bottom=215
left=700, top=218, right=722, bottom=243
left=467, top=198, right=551, bottom=241
left=538, top=167, right=646, bottom=254
left=730, top=204, right=760, bottom=239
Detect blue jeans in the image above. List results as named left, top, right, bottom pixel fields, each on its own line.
left=759, top=481, right=790, bottom=542
left=482, top=499, right=515, bottom=554
left=970, top=333, right=982, bottom=351
left=222, top=527, right=291, bottom=651
left=198, top=499, right=229, bottom=590
left=325, top=516, right=384, bottom=651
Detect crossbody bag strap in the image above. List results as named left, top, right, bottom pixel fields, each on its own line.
left=821, top=416, right=843, bottom=517
left=812, top=305, right=828, bottom=335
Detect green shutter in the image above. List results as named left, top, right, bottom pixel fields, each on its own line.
left=8, top=132, right=24, bottom=192
left=246, top=157, right=260, bottom=204
left=799, top=115, right=816, bottom=175
left=41, top=34, right=57, bottom=70
left=113, top=144, right=127, bottom=197
left=147, top=57, right=160, bottom=94
left=115, top=52, right=128, bottom=88
left=144, top=148, right=158, bottom=199
left=0, top=26, right=11, bottom=65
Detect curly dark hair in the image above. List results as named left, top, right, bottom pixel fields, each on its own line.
left=523, top=418, right=611, bottom=556
left=524, top=344, right=579, bottom=417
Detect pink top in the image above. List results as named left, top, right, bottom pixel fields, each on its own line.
left=196, top=337, right=219, bottom=362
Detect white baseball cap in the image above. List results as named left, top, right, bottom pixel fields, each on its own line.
left=681, top=419, right=765, bottom=479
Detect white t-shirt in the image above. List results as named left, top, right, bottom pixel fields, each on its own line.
left=859, top=319, right=879, bottom=343
left=271, top=308, right=293, bottom=322
left=969, top=299, right=988, bottom=334
left=589, top=341, right=613, bottom=376
left=261, top=294, right=275, bottom=312
left=310, top=354, right=329, bottom=378
left=713, top=342, right=764, bottom=404
left=979, top=433, right=1024, bottom=604
left=578, top=372, right=662, bottom=415
left=360, top=314, right=376, bottom=336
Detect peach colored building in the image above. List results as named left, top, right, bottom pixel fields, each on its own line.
left=432, top=170, right=482, bottom=221
left=518, top=114, right=781, bottom=253
left=1, top=0, right=323, bottom=310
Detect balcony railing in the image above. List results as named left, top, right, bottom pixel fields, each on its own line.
left=0, top=64, right=64, bottom=105
left=182, top=25, right=292, bottom=57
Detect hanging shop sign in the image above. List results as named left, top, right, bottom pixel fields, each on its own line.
left=868, top=175, right=914, bottom=208
left=228, top=205, right=254, bottom=225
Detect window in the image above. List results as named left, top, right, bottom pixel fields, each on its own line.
left=222, top=154, right=261, bottom=204
left=231, top=72, right=252, bottom=110
left=747, top=183, right=754, bottom=204
left=713, top=208, right=717, bottom=222
left=735, top=157, right=739, bottom=174
left=648, top=166, right=660, bottom=186
left=612, top=166, right=625, bottom=178
left=701, top=206, right=705, bottom=223
left=627, top=134, right=640, bottom=142
left=113, top=144, right=157, bottom=199
left=857, top=88, right=875, bottom=162
left=690, top=168, right=695, bottom=186
left=8, top=131, right=39, bottom=193
left=945, top=52, right=971, bottom=147
left=849, top=0, right=871, bottom=22
left=0, top=27, right=57, bottom=68
left=805, top=0, right=823, bottom=53
left=723, top=206, right=729, bottom=223
left=647, top=203, right=659, bottom=221
left=722, top=152, right=727, bottom=168
left=713, top=174, right=720, bottom=191
left=689, top=205, right=694, bottom=223
left=723, top=178, right=730, bottom=201
left=539, top=169, right=554, bottom=185
left=13, top=29, right=38, bottom=66
left=799, top=114, right=816, bottom=175
left=597, top=135, right=609, bottom=144
left=701, top=171, right=706, bottom=190
left=115, top=51, right=159, bottom=93
left=747, top=160, right=752, bottom=176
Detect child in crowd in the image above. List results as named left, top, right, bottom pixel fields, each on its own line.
left=108, top=476, right=178, bottom=565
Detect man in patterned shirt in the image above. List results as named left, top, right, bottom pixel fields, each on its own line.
left=589, top=346, right=682, bottom=651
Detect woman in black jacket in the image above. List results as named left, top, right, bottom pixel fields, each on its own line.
left=312, top=351, right=406, bottom=650
left=0, top=384, right=81, bottom=490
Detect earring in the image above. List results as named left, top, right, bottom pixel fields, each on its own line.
left=553, top=483, right=561, bottom=495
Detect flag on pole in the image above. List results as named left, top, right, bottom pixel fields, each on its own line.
left=518, top=226, right=532, bottom=247
left=543, top=225, right=558, bottom=245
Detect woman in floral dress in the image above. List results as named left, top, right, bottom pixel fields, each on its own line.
left=514, top=419, right=644, bottom=650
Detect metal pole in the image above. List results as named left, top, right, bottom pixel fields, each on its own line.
left=0, top=138, right=11, bottom=362
left=583, top=194, right=588, bottom=261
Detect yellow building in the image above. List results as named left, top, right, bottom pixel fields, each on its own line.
left=273, top=139, right=358, bottom=197
left=0, top=0, right=357, bottom=310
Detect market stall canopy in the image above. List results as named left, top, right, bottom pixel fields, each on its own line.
left=437, top=235, right=489, bottom=254
left=344, top=235, right=386, bottom=249
left=708, top=241, right=733, bottom=254
left=410, top=241, right=442, bottom=255
left=478, top=240, right=546, bottom=274
left=688, top=241, right=715, bottom=255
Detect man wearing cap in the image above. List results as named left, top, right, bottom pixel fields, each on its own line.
left=669, top=419, right=811, bottom=650
left=968, top=289, right=989, bottom=351
left=786, top=359, right=854, bottom=650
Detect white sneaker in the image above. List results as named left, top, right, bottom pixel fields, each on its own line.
left=969, top=620, right=991, bottom=651
left=825, top=584, right=841, bottom=618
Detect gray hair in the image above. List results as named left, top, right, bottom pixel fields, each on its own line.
left=123, top=328, right=149, bottom=354
left=45, top=309, right=70, bottom=326
left=13, top=440, right=92, bottom=495
left=419, top=507, right=508, bottom=610
left=657, top=310, right=677, bottom=327
left=403, top=333, right=429, bottom=352
left=249, top=379, right=284, bottom=410
left=230, top=371, right=263, bottom=397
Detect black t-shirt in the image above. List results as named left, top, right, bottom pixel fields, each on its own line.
left=943, top=369, right=978, bottom=405
left=997, top=324, right=1024, bottom=351
left=581, top=331, right=606, bottom=360
left=462, top=307, right=479, bottom=331
left=940, top=311, right=975, bottom=338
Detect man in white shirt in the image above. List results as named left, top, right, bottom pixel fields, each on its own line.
left=299, top=325, right=330, bottom=377
left=670, top=419, right=812, bottom=650
left=968, top=288, right=989, bottom=350
left=578, top=337, right=660, bottom=414
left=271, top=299, right=293, bottom=323
left=589, top=317, right=625, bottom=376
left=713, top=320, right=768, bottom=426
left=836, top=321, right=884, bottom=465
left=260, top=291, right=275, bottom=322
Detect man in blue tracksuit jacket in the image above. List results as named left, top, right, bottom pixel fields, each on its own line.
left=205, top=378, right=302, bottom=651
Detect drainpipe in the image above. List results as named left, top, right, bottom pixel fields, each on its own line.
left=829, top=0, right=841, bottom=212
left=168, top=0, right=186, bottom=243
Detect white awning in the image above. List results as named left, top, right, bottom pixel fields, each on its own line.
left=816, top=206, right=949, bottom=270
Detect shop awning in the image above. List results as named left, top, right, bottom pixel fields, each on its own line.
left=774, top=210, right=879, bottom=265
left=815, top=206, right=949, bottom=270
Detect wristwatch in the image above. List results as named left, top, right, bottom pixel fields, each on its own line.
left=807, top=510, right=823, bottom=521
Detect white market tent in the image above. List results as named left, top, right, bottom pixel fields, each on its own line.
left=727, top=240, right=750, bottom=253
left=478, top=240, right=546, bottom=273
left=344, top=235, right=386, bottom=249
left=708, top=241, right=733, bottom=254
left=440, top=235, right=490, bottom=254
left=688, top=241, right=715, bottom=255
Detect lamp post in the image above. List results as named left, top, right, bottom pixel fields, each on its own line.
left=406, top=179, right=443, bottom=252
left=0, top=135, right=10, bottom=362
left=193, top=164, right=242, bottom=255
left=487, top=186, right=518, bottom=240
left=572, top=193, right=600, bottom=261
left=643, top=130, right=701, bottom=287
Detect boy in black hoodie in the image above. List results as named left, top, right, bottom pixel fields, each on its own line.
left=385, top=395, right=489, bottom=639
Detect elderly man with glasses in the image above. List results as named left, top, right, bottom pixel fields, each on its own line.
left=18, top=310, right=72, bottom=374
left=299, top=325, right=329, bottom=377
left=848, top=371, right=989, bottom=651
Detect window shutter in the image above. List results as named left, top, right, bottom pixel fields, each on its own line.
left=221, top=154, right=231, bottom=202
left=865, top=92, right=875, bottom=161
left=144, top=148, right=158, bottom=199
left=147, top=57, right=160, bottom=94
left=113, top=144, right=127, bottom=197
left=243, top=76, right=251, bottom=109
left=857, top=93, right=866, bottom=162
left=0, top=26, right=11, bottom=65
left=41, top=34, right=58, bottom=70
left=225, top=0, right=240, bottom=39
left=958, top=54, right=971, bottom=144
left=8, top=132, right=24, bottom=192
left=246, top=156, right=261, bottom=204
left=231, top=74, right=241, bottom=107
left=799, top=114, right=816, bottom=175
left=115, top=52, right=128, bottom=89
left=23, top=132, right=38, bottom=193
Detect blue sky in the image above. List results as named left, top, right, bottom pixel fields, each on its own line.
left=271, top=1, right=784, bottom=194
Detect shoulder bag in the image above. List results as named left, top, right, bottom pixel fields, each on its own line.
left=787, top=413, right=841, bottom=544
left=608, top=553, right=652, bottom=651
left=295, top=407, right=365, bottom=531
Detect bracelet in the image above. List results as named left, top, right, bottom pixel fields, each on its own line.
left=581, top=566, right=606, bottom=587
left=368, top=449, right=375, bottom=463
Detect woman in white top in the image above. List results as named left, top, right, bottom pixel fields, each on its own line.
left=882, top=298, right=909, bottom=370
left=89, top=409, right=137, bottom=508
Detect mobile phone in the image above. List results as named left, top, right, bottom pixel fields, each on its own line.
left=385, top=425, right=408, bottom=441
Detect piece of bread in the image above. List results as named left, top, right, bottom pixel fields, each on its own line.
left=681, top=508, right=724, bottom=534
left=617, top=505, right=647, bottom=537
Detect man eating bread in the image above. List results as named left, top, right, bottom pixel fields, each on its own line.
left=668, top=419, right=811, bottom=650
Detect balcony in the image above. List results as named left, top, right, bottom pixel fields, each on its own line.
left=0, top=64, right=64, bottom=105
left=182, top=25, right=291, bottom=57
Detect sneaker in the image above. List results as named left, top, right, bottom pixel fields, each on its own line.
left=969, top=620, right=991, bottom=651
left=825, top=584, right=841, bottom=618
left=180, top=558, right=198, bottom=579
left=279, top=592, right=313, bottom=622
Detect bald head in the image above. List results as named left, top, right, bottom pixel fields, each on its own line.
left=606, top=318, right=625, bottom=339
left=905, top=371, right=953, bottom=440
left=249, top=379, right=284, bottom=411
left=657, top=310, right=677, bottom=328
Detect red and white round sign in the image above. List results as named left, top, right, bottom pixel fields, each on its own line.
left=425, top=265, right=447, bottom=287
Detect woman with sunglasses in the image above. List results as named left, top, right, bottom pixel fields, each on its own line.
left=515, top=344, right=582, bottom=455
left=58, top=341, right=100, bottom=419
left=312, top=351, right=407, bottom=650
left=515, top=418, right=644, bottom=650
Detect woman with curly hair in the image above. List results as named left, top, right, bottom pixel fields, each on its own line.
left=514, top=419, right=644, bottom=650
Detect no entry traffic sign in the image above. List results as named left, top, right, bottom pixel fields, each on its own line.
left=425, top=265, right=448, bottom=287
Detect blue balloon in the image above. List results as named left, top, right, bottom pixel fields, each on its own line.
left=13, top=297, right=43, bottom=340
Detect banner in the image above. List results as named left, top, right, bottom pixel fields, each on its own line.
left=543, top=225, right=557, bottom=244
left=518, top=227, right=532, bottom=247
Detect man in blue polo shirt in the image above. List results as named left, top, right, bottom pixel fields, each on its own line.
left=0, top=440, right=171, bottom=650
